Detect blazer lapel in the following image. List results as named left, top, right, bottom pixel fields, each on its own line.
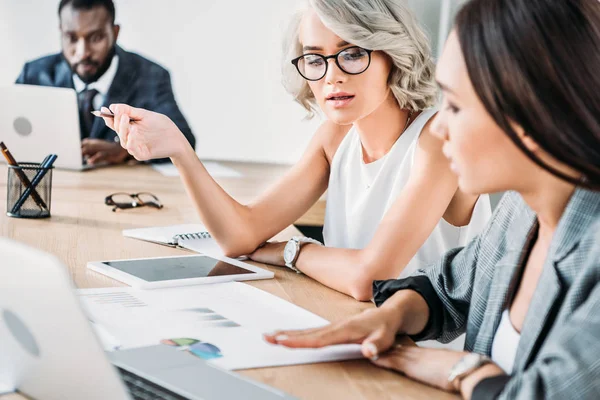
left=55, top=58, right=75, bottom=89
left=89, top=47, right=138, bottom=139
left=512, top=256, right=562, bottom=371
left=473, top=203, right=537, bottom=356
left=513, top=188, right=600, bottom=370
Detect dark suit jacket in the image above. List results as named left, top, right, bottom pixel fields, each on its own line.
left=15, top=46, right=195, bottom=157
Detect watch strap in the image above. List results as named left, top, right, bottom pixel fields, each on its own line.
left=448, top=353, right=492, bottom=387
left=284, top=236, right=323, bottom=273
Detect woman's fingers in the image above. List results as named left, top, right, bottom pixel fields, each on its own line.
left=265, top=321, right=367, bottom=349
left=264, top=326, right=328, bottom=344
left=111, top=106, right=123, bottom=139
left=371, top=353, right=400, bottom=370
left=104, top=104, right=185, bottom=160
left=99, top=106, right=116, bottom=131
left=103, top=106, right=128, bottom=146
left=109, top=104, right=137, bottom=146
left=265, top=308, right=399, bottom=355
left=118, top=113, right=131, bottom=151
left=364, top=335, right=417, bottom=362
left=362, top=327, right=396, bottom=360
left=110, top=103, right=145, bottom=120
left=370, top=345, right=407, bottom=371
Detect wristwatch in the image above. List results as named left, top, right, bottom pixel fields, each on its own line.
left=283, top=236, right=322, bottom=274
left=448, top=353, right=492, bottom=390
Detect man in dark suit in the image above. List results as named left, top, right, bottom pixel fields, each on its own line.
left=16, top=0, right=195, bottom=165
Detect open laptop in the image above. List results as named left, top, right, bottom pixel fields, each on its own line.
left=0, top=85, right=97, bottom=170
left=0, top=238, right=296, bottom=400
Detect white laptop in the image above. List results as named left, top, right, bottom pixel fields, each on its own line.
left=0, top=85, right=95, bottom=170
left=0, top=238, right=296, bottom=400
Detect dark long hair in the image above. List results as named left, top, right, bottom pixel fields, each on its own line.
left=455, top=0, right=600, bottom=190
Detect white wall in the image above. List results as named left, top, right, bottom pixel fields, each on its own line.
left=1, top=0, right=457, bottom=164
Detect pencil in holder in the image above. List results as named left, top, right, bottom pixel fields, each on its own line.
left=6, top=162, right=53, bottom=218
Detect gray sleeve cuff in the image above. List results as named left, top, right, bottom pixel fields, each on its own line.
left=372, top=276, right=444, bottom=341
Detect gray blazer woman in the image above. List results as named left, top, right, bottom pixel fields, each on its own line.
left=374, top=188, right=600, bottom=399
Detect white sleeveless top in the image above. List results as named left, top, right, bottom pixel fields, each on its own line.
left=491, top=309, right=521, bottom=374
left=323, top=109, right=492, bottom=278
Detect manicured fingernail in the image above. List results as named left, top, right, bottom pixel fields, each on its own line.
left=275, top=335, right=288, bottom=342
left=364, top=342, right=379, bottom=361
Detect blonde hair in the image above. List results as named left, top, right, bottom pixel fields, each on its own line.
left=282, top=0, right=438, bottom=117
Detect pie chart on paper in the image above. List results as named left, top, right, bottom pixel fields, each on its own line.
left=161, top=338, right=223, bottom=360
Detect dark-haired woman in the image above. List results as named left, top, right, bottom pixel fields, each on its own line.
left=265, top=0, right=600, bottom=398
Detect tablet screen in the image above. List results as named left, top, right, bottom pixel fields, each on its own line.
left=105, top=256, right=255, bottom=282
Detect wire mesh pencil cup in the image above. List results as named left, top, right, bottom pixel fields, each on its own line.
left=6, top=162, right=53, bottom=218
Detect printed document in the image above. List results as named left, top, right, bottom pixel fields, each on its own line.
left=78, top=282, right=362, bottom=370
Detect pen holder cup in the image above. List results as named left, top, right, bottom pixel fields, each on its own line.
left=6, top=163, right=53, bottom=219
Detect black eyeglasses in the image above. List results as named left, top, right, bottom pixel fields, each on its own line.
left=105, top=192, right=163, bottom=212
left=291, top=46, right=373, bottom=81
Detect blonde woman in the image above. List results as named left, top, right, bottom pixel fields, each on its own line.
left=100, top=0, right=491, bottom=301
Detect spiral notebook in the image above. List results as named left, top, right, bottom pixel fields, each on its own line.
left=122, top=224, right=224, bottom=256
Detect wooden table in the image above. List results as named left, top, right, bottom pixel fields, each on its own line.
left=0, top=162, right=456, bottom=400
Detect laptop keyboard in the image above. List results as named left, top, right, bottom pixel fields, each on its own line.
left=118, top=367, right=189, bottom=400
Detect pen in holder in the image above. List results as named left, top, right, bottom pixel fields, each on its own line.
left=6, top=162, right=54, bottom=218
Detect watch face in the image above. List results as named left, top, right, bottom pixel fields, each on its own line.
left=283, top=241, right=296, bottom=264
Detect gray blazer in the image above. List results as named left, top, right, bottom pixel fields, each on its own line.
left=374, top=188, right=600, bottom=399
left=15, top=46, right=195, bottom=153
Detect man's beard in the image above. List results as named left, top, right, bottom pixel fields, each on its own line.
left=68, top=45, right=117, bottom=84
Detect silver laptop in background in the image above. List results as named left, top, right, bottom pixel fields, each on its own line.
left=0, top=85, right=94, bottom=170
left=0, top=238, right=296, bottom=400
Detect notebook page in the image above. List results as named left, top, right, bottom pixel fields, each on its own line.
left=178, top=237, right=225, bottom=257
left=122, top=224, right=209, bottom=245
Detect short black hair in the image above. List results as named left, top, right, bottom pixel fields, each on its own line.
left=58, top=0, right=116, bottom=25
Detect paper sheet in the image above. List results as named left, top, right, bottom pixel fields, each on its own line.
left=152, top=161, right=243, bottom=178
left=78, top=283, right=362, bottom=370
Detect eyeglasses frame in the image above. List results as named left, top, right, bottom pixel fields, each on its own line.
left=104, top=192, right=164, bottom=212
left=291, top=46, right=374, bottom=81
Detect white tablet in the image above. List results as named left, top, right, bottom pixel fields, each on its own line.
left=87, top=254, right=274, bottom=289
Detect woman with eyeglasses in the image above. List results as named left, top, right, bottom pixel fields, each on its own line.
left=99, top=0, right=491, bottom=302
left=264, top=0, right=600, bottom=398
